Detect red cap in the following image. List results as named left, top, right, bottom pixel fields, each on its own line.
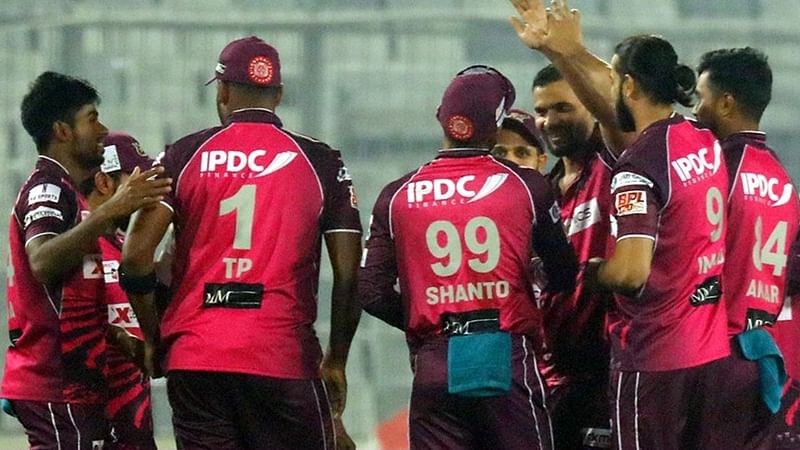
left=205, top=36, right=281, bottom=87
left=101, top=132, right=155, bottom=174
left=437, top=65, right=516, bottom=144
left=502, top=109, right=547, bottom=154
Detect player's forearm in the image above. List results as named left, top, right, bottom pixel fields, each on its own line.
left=325, top=279, right=361, bottom=368
left=587, top=257, right=649, bottom=297
left=548, top=48, right=617, bottom=128
left=27, top=208, right=114, bottom=285
left=128, top=292, right=160, bottom=345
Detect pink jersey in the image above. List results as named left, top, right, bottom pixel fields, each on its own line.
left=608, top=114, right=730, bottom=371
left=158, top=108, right=361, bottom=379
left=3, top=156, right=107, bottom=404
left=721, top=132, right=800, bottom=334
left=100, top=233, right=152, bottom=425
left=360, top=149, right=577, bottom=346
left=540, top=130, right=616, bottom=385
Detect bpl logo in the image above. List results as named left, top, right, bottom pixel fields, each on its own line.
left=671, top=142, right=722, bottom=183
left=200, top=150, right=297, bottom=177
left=740, top=172, right=793, bottom=207
left=406, top=174, right=508, bottom=204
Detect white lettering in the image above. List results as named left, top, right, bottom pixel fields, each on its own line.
left=424, top=281, right=511, bottom=305
left=406, top=174, right=507, bottom=204
left=745, top=279, right=780, bottom=304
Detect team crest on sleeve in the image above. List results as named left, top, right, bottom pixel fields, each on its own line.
left=615, top=191, right=647, bottom=216
left=27, top=183, right=61, bottom=205
left=248, top=56, right=274, bottom=85
left=611, top=171, right=653, bottom=192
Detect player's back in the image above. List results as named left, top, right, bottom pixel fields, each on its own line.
left=388, top=150, right=552, bottom=342
left=722, top=132, right=800, bottom=335
left=609, top=115, right=730, bottom=371
left=159, top=109, right=358, bottom=379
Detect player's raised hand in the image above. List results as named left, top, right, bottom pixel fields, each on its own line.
left=509, top=0, right=549, bottom=50
left=544, top=0, right=584, bottom=58
left=99, top=166, right=172, bottom=220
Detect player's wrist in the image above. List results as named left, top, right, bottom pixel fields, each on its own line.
left=119, top=265, right=158, bottom=294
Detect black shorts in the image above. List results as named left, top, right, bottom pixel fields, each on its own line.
left=167, top=370, right=335, bottom=450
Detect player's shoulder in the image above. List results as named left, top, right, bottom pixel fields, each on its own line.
left=16, top=167, right=75, bottom=208
left=492, top=155, right=550, bottom=191
left=168, top=126, right=226, bottom=154
left=282, top=128, right=340, bottom=158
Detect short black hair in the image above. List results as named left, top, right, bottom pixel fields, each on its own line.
left=697, top=47, right=771, bottom=122
left=532, top=64, right=563, bottom=90
left=614, top=35, right=695, bottom=107
left=20, top=71, right=100, bottom=152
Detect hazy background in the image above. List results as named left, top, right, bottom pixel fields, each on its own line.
left=1, top=0, right=799, bottom=448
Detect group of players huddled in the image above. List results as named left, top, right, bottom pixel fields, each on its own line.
left=2, top=0, right=799, bottom=449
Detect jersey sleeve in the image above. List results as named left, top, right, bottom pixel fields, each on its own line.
left=319, top=150, right=362, bottom=234
left=610, top=166, right=660, bottom=242
left=16, top=178, right=77, bottom=245
left=358, top=181, right=404, bottom=329
left=527, top=170, right=578, bottom=294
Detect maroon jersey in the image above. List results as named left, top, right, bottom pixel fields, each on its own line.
left=721, top=132, right=800, bottom=334
left=359, top=149, right=577, bottom=344
left=100, top=233, right=153, bottom=434
left=540, top=130, right=616, bottom=385
left=608, top=115, right=730, bottom=371
left=158, top=108, right=361, bottom=379
left=2, top=156, right=107, bottom=404
left=771, top=295, right=800, bottom=381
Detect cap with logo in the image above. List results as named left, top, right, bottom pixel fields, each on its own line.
left=437, top=65, right=516, bottom=144
left=101, top=132, right=155, bottom=174
left=205, top=36, right=281, bottom=87
left=501, top=108, right=547, bottom=154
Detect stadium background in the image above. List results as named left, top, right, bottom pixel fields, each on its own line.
left=0, top=0, right=798, bottom=448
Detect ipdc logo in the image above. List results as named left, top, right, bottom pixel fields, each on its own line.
left=671, top=141, right=722, bottom=185
left=740, top=172, right=793, bottom=207
left=200, top=149, right=297, bottom=178
left=406, top=173, right=508, bottom=206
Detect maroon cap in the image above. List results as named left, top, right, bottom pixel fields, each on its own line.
left=437, top=65, right=516, bottom=144
left=101, top=132, right=155, bottom=174
left=502, top=109, right=547, bottom=154
left=205, top=36, right=281, bottom=87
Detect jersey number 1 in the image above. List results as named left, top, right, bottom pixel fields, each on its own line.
left=219, top=184, right=256, bottom=250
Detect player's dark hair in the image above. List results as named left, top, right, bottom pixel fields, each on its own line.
left=697, top=47, right=772, bottom=122
left=614, top=35, right=695, bottom=107
left=532, top=64, right=563, bottom=90
left=20, top=71, right=100, bottom=153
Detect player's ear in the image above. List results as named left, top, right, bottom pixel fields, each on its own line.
left=273, top=85, right=284, bottom=108
left=217, top=81, right=230, bottom=106
left=623, top=74, right=637, bottom=100
left=720, top=92, right=737, bottom=119
left=52, top=120, right=73, bottom=144
left=96, top=172, right=115, bottom=196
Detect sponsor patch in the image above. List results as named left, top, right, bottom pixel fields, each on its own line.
left=27, top=183, right=61, bottom=205
left=689, top=275, right=722, bottom=306
left=337, top=166, right=352, bottom=182
left=82, top=254, right=103, bottom=280
left=101, top=145, right=122, bottom=173
left=746, top=308, right=777, bottom=330
left=107, top=303, right=139, bottom=328
left=566, top=198, right=600, bottom=236
left=615, top=191, right=647, bottom=216
left=248, top=56, right=274, bottom=85
left=549, top=202, right=561, bottom=223
left=580, top=427, right=611, bottom=449
left=23, top=206, right=63, bottom=228
left=611, top=171, right=653, bottom=191
left=203, top=282, right=264, bottom=308
left=103, top=260, right=120, bottom=284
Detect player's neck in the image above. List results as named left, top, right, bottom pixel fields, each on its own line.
left=633, top=104, right=674, bottom=135
left=43, top=145, right=93, bottom=186
left=718, top=119, right=761, bottom=140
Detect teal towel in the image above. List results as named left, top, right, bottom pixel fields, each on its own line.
left=448, top=331, right=512, bottom=397
left=737, top=328, right=786, bottom=414
left=1, top=399, right=15, bottom=418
